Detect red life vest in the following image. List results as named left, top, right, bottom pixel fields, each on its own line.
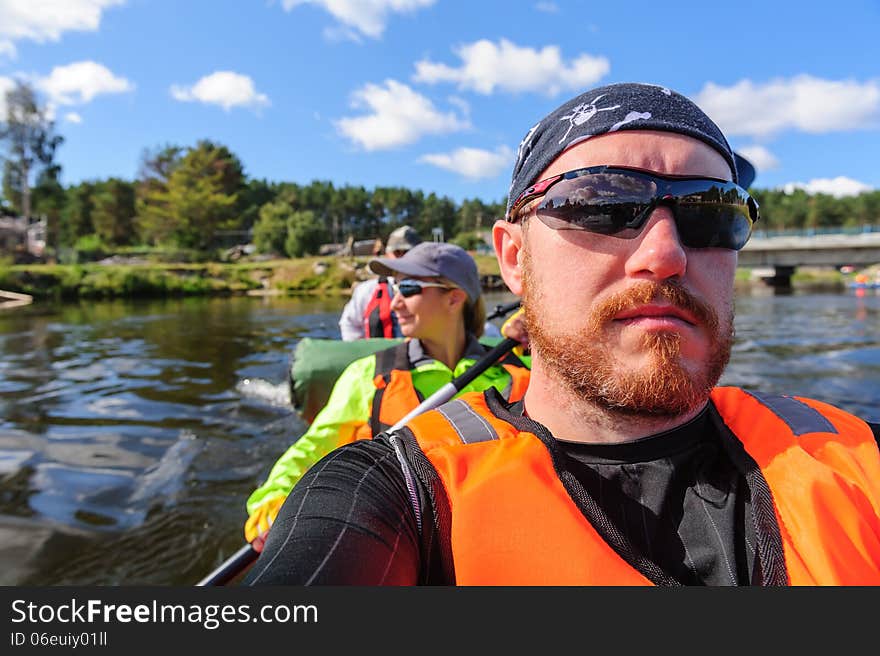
left=397, top=387, right=880, bottom=585
left=363, top=277, right=395, bottom=339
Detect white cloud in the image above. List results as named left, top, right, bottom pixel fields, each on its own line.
left=335, top=79, right=469, bottom=150
left=447, top=95, right=470, bottom=117
left=171, top=71, right=270, bottom=112
left=419, top=145, right=514, bottom=180
left=37, top=60, right=133, bottom=105
left=281, top=0, right=435, bottom=39
left=0, top=0, right=124, bottom=58
left=64, top=112, right=82, bottom=124
left=320, top=24, right=363, bottom=43
left=737, top=145, right=779, bottom=171
left=535, top=1, right=559, bottom=12
left=414, top=39, right=609, bottom=96
left=696, top=75, right=880, bottom=138
left=782, top=177, right=873, bottom=198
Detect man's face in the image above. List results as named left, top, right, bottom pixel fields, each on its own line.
left=514, top=131, right=737, bottom=417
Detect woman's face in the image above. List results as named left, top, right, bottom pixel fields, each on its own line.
left=389, top=277, right=463, bottom=341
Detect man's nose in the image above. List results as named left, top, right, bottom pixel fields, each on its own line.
left=623, top=207, right=687, bottom=280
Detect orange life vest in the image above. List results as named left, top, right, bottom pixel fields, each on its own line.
left=397, top=387, right=880, bottom=585
left=353, top=341, right=530, bottom=441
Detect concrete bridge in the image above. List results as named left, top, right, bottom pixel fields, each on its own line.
left=738, top=230, right=880, bottom=287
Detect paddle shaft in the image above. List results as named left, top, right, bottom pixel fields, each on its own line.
left=486, top=300, right=521, bottom=322
left=198, top=305, right=522, bottom=586
left=196, top=543, right=258, bottom=586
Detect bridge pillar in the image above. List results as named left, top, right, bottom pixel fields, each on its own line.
left=750, top=265, right=796, bottom=289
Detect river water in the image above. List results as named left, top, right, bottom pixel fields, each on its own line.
left=0, top=288, right=878, bottom=585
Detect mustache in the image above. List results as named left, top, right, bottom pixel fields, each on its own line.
left=589, top=280, right=719, bottom=333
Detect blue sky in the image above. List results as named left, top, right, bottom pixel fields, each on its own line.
left=2, top=0, right=878, bottom=206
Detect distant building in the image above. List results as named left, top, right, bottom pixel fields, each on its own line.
left=0, top=216, right=45, bottom=261
left=318, top=242, right=345, bottom=256
left=349, top=237, right=383, bottom=256
left=322, top=236, right=383, bottom=257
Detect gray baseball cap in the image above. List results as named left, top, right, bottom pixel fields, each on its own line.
left=369, top=242, right=481, bottom=303
left=385, top=225, right=422, bottom=253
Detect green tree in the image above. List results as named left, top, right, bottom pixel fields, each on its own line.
left=253, top=199, right=292, bottom=255
left=808, top=193, right=848, bottom=229
left=370, top=186, right=392, bottom=225
left=457, top=197, right=503, bottom=235
left=31, top=167, right=65, bottom=253
left=394, top=187, right=424, bottom=227
left=417, top=192, right=456, bottom=238
left=457, top=198, right=489, bottom=234
left=299, top=180, right=340, bottom=243
left=135, top=144, right=183, bottom=245
left=335, top=184, right=371, bottom=239
left=60, top=182, right=96, bottom=248
left=92, top=178, right=136, bottom=246
left=858, top=191, right=880, bottom=227
left=450, top=231, right=486, bottom=251
left=285, top=209, right=327, bottom=257
left=238, top=177, right=276, bottom=232
left=136, top=141, right=243, bottom=249
left=0, top=80, right=64, bottom=218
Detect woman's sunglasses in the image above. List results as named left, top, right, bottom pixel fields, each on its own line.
left=507, top=165, right=760, bottom=251
left=392, top=279, right=455, bottom=298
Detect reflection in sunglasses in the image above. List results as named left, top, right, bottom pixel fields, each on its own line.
left=521, top=166, right=758, bottom=250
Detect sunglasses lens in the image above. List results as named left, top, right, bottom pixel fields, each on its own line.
left=396, top=283, right=421, bottom=297
left=675, top=204, right=753, bottom=250
left=535, top=171, right=755, bottom=250
left=675, top=183, right=755, bottom=249
left=537, top=172, right=655, bottom=236
left=537, top=201, right=646, bottom=236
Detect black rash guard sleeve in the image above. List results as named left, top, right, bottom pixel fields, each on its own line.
left=242, top=439, right=422, bottom=585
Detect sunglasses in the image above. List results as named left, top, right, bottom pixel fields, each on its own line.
left=507, top=166, right=759, bottom=251
left=392, top=279, right=455, bottom=298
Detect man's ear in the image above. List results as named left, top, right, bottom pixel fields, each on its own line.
left=492, top=219, right=524, bottom=295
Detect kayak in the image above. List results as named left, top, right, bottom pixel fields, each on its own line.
left=289, top=337, right=403, bottom=424
left=288, top=336, right=521, bottom=424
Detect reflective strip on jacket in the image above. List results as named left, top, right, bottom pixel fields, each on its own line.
left=395, top=386, right=880, bottom=585
left=355, top=341, right=530, bottom=440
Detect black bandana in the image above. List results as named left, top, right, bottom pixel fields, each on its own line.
left=506, top=82, right=739, bottom=218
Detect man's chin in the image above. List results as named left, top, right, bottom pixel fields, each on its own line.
left=598, top=363, right=713, bottom=417
left=618, top=348, right=710, bottom=379
left=533, top=332, right=725, bottom=418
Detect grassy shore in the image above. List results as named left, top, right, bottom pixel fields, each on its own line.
left=0, top=254, right=506, bottom=300
left=0, top=254, right=861, bottom=301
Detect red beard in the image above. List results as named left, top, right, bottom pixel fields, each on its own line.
left=522, top=253, right=733, bottom=417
